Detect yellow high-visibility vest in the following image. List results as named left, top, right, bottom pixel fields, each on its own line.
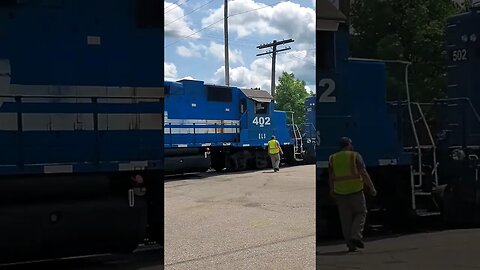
left=268, top=139, right=280, bottom=155
left=330, top=150, right=364, bottom=195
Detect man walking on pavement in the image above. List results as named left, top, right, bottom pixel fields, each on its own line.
left=268, top=135, right=283, bottom=172
left=329, top=137, right=377, bottom=252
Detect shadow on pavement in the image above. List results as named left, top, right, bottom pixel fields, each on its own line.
left=164, top=164, right=308, bottom=182
left=316, top=250, right=350, bottom=256
left=2, top=249, right=164, bottom=270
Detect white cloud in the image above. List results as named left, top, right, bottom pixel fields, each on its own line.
left=207, top=42, right=245, bottom=65
left=201, top=0, right=315, bottom=47
left=211, top=49, right=315, bottom=92
left=176, top=46, right=197, bottom=57
left=164, top=1, right=199, bottom=39
left=167, top=0, right=315, bottom=90
left=176, top=42, right=206, bottom=58
left=175, top=42, right=245, bottom=65
left=305, top=84, right=315, bottom=95
left=164, top=62, right=199, bottom=82
left=164, top=62, right=178, bottom=81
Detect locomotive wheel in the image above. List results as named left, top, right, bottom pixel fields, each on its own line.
left=255, top=151, right=268, bottom=169
left=226, top=156, right=238, bottom=171
left=212, top=158, right=226, bottom=172
left=212, top=164, right=225, bottom=172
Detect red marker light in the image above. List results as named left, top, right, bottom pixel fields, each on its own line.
left=131, top=175, right=144, bottom=185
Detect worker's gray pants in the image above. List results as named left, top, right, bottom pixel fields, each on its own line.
left=335, top=191, right=367, bottom=246
left=269, top=153, right=280, bottom=170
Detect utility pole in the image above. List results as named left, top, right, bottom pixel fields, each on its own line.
left=224, top=0, right=230, bottom=86
left=256, top=38, right=294, bottom=97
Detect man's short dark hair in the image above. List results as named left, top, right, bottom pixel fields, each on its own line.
left=271, top=135, right=275, bottom=139
left=339, top=137, right=352, bottom=148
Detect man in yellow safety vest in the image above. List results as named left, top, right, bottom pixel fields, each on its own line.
left=268, top=135, right=283, bottom=172
left=329, top=137, right=377, bottom=252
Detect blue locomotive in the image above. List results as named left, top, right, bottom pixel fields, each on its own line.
left=317, top=4, right=480, bottom=239
left=164, top=79, right=305, bottom=174
left=302, top=95, right=317, bottom=164
left=0, top=0, right=163, bottom=263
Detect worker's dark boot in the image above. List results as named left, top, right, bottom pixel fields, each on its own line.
left=351, top=238, right=364, bottom=249
left=347, top=240, right=357, bottom=252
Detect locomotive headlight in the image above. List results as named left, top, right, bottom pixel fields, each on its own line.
left=451, top=149, right=466, bottom=161
left=471, top=34, right=477, bottom=42
left=462, top=34, right=468, bottom=42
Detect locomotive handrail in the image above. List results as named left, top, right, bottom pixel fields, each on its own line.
left=301, top=123, right=317, bottom=143
left=387, top=100, right=435, bottom=106
left=317, top=115, right=352, bottom=118
left=348, top=57, right=412, bottom=65
left=433, top=97, right=480, bottom=125
left=0, top=94, right=163, bottom=100
left=239, top=110, right=248, bottom=129
left=414, top=102, right=439, bottom=187
left=164, top=124, right=240, bottom=128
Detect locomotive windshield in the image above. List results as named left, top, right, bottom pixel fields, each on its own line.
left=254, top=101, right=269, bottom=114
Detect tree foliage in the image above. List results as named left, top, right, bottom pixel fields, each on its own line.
left=349, top=0, right=461, bottom=102
left=275, top=72, right=309, bottom=126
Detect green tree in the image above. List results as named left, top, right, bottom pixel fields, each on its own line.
left=275, top=72, right=309, bottom=126
left=349, top=0, right=461, bottom=102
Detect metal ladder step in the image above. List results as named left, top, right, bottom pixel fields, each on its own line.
left=404, top=145, right=435, bottom=150
left=368, top=224, right=384, bottom=229
left=367, top=207, right=385, bottom=230
left=415, top=209, right=441, bottom=217
left=414, top=191, right=432, bottom=196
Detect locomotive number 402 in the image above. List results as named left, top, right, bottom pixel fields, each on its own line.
left=252, top=116, right=271, bottom=127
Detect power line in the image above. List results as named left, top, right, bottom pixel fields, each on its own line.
left=228, top=1, right=281, bottom=18
left=165, top=0, right=219, bottom=26
left=167, top=32, right=261, bottom=49
left=165, top=17, right=224, bottom=48
left=285, top=52, right=316, bottom=67
left=164, top=0, right=193, bottom=14
left=164, top=0, right=183, bottom=13
left=164, top=1, right=283, bottom=48
left=164, top=1, right=179, bottom=11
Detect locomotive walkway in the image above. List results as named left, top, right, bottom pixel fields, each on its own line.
left=164, top=165, right=316, bottom=270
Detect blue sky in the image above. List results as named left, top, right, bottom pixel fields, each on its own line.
left=164, top=0, right=316, bottom=93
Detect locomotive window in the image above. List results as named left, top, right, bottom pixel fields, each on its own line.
left=207, top=85, right=232, bottom=102
left=317, top=30, right=335, bottom=70
left=1, top=0, right=63, bottom=7
left=254, top=101, right=269, bottom=114
left=135, top=0, right=162, bottom=28
left=0, top=0, right=18, bottom=6
left=240, top=99, right=247, bottom=113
